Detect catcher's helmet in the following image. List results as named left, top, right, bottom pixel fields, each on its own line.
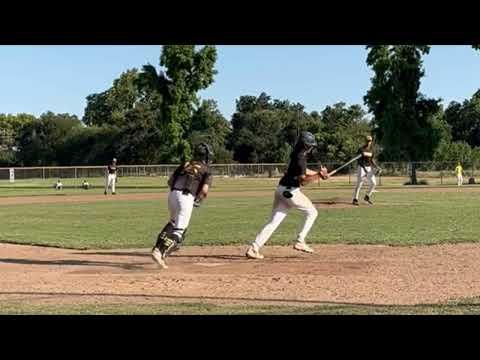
left=296, top=131, right=318, bottom=150
left=193, top=143, right=214, bottom=163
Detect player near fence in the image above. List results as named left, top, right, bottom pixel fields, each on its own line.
left=104, top=158, right=117, bottom=195
left=54, top=179, right=63, bottom=190
left=245, top=131, right=329, bottom=260
left=151, top=143, right=214, bottom=269
left=455, top=162, right=464, bottom=187
left=352, top=135, right=380, bottom=206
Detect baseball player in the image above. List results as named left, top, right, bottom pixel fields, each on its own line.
left=455, top=162, right=464, bottom=187
left=54, top=179, right=63, bottom=190
left=152, top=143, right=214, bottom=269
left=352, top=135, right=379, bottom=206
left=82, top=179, right=90, bottom=190
left=104, top=158, right=118, bottom=195
left=245, top=131, right=329, bottom=260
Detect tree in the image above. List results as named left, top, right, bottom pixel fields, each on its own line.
left=445, top=90, right=480, bottom=147
left=17, top=112, right=81, bottom=166
left=316, top=103, right=373, bottom=164
left=83, top=69, right=140, bottom=127
left=364, top=45, right=449, bottom=184
left=190, top=100, right=232, bottom=163
left=136, top=45, right=218, bottom=162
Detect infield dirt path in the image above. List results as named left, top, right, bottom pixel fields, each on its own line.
left=2, top=243, right=480, bottom=307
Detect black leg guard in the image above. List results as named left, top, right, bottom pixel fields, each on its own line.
left=155, top=221, right=174, bottom=249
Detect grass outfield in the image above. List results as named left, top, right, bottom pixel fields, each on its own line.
left=0, top=184, right=478, bottom=249
left=0, top=173, right=471, bottom=197
left=3, top=298, right=480, bottom=314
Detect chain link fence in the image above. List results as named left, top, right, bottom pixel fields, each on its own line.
left=0, top=162, right=478, bottom=187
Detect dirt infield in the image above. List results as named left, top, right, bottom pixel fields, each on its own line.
left=2, top=243, right=480, bottom=308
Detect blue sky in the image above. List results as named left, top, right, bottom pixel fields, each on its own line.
left=0, top=45, right=479, bottom=120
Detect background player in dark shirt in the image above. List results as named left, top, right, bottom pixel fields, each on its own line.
left=246, top=131, right=329, bottom=260
left=352, top=135, right=380, bottom=205
left=104, top=158, right=118, bottom=195
left=152, top=143, right=213, bottom=269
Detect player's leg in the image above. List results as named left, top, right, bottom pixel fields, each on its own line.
left=290, top=190, right=318, bottom=253
left=247, top=189, right=289, bottom=259
left=104, top=174, right=109, bottom=195
left=170, top=192, right=195, bottom=248
left=352, top=167, right=365, bottom=205
left=111, top=174, right=116, bottom=194
left=152, top=191, right=180, bottom=268
left=365, top=169, right=377, bottom=204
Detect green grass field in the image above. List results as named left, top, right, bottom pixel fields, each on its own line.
left=0, top=185, right=478, bottom=249
left=1, top=178, right=479, bottom=314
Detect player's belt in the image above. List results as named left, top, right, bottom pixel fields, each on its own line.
left=173, top=188, right=192, bottom=195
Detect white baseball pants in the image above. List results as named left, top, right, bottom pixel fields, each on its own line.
left=353, top=166, right=376, bottom=200
left=252, top=185, right=318, bottom=250
left=168, top=190, right=195, bottom=238
left=105, top=174, right=116, bottom=193
left=457, top=175, right=463, bottom=186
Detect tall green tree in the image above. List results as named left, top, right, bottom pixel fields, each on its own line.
left=190, top=100, right=232, bottom=163
left=136, top=45, right=218, bottom=162
left=364, top=45, right=449, bottom=183
left=83, top=69, right=140, bottom=127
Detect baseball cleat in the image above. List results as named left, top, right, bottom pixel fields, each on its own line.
left=293, top=242, right=314, bottom=253
left=364, top=195, right=373, bottom=205
left=352, top=199, right=359, bottom=206
left=151, top=247, right=168, bottom=269
left=104, top=191, right=107, bottom=195
left=112, top=192, right=116, bottom=195
left=246, top=246, right=264, bottom=259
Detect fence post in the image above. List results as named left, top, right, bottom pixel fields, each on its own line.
left=74, top=167, right=77, bottom=188
left=440, top=171, right=443, bottom=185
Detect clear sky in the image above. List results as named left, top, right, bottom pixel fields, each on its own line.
left=0, top=45, right=479, bottom=120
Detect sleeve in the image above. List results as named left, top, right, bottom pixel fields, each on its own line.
left=299, top=153, right=307, bottom=175
left=168, top=164, right=184, bottom=188
left=203, top=172, right=213, bottom=187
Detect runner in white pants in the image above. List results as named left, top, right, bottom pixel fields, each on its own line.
left=104, top=158, right=117, bottom=195
left=352, top=135, right=380, bottom=206
left=246, top=131, right=330, bottom=260
left=152, top=143, right=213, bottom=269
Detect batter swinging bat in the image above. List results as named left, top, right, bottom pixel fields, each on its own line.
left=328, top=154, right=362, bottom=176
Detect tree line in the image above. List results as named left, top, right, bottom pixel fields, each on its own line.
left=0, top=45, right=479, bottom=180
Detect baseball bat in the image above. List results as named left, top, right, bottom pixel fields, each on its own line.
left=328, top=154, right=362, bottom=176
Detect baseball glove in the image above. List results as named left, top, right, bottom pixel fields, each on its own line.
left=193, top=197, right=203, bottom=208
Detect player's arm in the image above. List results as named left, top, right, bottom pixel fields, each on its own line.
left=300, top=166, right=329, bottom=184
left=194, top=174, right=212, bottom=207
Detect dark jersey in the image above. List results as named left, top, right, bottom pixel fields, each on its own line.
left=279, top=151, right=307, bottom=188
left=357, top=146, right=374, bottom=167
left=169, top=161, right=213, bottom=196
left=107, top=165, right=117, bottom=174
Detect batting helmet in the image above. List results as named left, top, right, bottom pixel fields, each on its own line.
left=296, top=131, right=318, bottom=150
left=193, top=143, right=214, bottom=164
